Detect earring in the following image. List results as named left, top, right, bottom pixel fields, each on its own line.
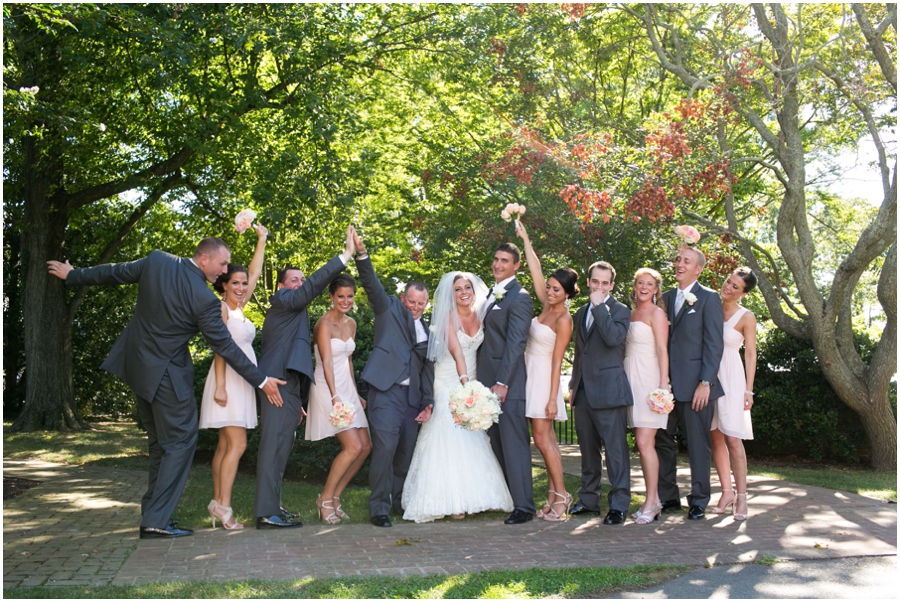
left=652, top=293, right=657, bottom=304
left=564, top=298, right=572, bottom=310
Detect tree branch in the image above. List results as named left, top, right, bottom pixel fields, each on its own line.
left=851, top=4, right=897, bottom=91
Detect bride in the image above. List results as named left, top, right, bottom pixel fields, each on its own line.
left=401, top=271, right=514, bottom=523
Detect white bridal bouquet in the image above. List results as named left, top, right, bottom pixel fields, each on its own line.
left=329, top=397, right=358, bottom=429
left=234, top=209, right=257, bottom=233
left=500, top=203, right=527, bottom=223
left=448, top=380, right=502, bottom=431
left=647, top=388, right=675, bottom=414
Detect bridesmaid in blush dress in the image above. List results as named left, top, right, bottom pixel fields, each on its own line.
left=709, top=267, right=758, bottom=521
left=199, top=223, right=268, bottom=530
left=305, top=274, right=371, bottom=524
left=624, top=267, right=670, bottom=525
left=516, top=220, right=578, bottom=522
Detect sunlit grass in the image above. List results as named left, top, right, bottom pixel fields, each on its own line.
left=748, top=462, right=896, bottom=501
left=5, top=565, right=687, bottom=598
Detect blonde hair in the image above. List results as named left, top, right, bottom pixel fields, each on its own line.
left=630, top=267, right=666, bottom=310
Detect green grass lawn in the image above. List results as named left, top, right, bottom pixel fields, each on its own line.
left=4, top=565, right=688, bottom=599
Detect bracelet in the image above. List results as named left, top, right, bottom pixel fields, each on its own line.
left=355, top=249, right=368, bottom=258
left=745, top=391, right=754, bottom=396
left=459, top=374, right=468, bottom=382
left=331, top=394, right=340, bottom=400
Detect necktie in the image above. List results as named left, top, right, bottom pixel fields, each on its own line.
left=675, top=289, right=685, bottom=315
left=585, top=304, right=594, bottom=330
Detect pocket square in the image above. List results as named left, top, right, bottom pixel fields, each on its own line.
left=688, top=309, right=696, bottom=314
left=491, top=305, right=502, bottom=310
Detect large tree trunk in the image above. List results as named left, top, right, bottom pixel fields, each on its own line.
left=10, top=136, right=87, bottom=432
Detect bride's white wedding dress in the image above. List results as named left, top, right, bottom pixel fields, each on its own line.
left=402, top=327, right=514, bottom=523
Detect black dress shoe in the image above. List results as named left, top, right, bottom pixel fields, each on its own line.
left=661, top=499, right=683, bottom=512
left=504, top=509, right=534, bottom=524
left=256, top=515, right=303, bottom=529
left=371, top=515, right=392, bottom=528
left=570, top=501, right=601, bottom=515
left=602, top=509, right=626, bottom=525
left=139, top=526, right=193, bottom=539
left=688, top=505, right=705, bottom=520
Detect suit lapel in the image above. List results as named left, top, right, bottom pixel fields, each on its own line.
left=672, top=283, right=699, bottom=330
left=576, top=304, right=589, bottom=341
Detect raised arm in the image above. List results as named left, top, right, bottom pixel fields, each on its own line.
left=352, top=230, right=391, bottom=316
left=515, top=220, right=548, bottom=305
left=52, top=253, right=150, bottom=286
left=280, top=226, right=353, bottom=312
left=243, top=223, right=268, bottom=306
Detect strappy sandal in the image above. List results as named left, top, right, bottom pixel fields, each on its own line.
left=211, top=503, right=244, bottom=530
left=317, top=494, right=341, bottom=524
left=333, top=496, right=350, bottom=520
left=709, top=489, right=736, bottom=514
left=634, top=502, right=662, bottom=525
left=542, top=491, right=572, bottom=522
left=536, top=489, right=557, bottom=519
left=733, top=493, right=748, bottom=521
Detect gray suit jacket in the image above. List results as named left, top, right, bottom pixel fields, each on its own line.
left=355, top=256, right=434, bottom=410
left=569, top=295, right=634, bottom=409
left=67, top=250, right=265, bottom=403
left=477, top=278, right=532, bottom=400
left=662, top=282, right=725, bottom=401
left=257, top=256, right=347, bottom=382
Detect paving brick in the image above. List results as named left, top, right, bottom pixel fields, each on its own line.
left=4, top=451, right=897, bottom=589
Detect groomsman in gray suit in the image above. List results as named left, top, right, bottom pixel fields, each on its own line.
left=353, top=231, right=434, bottom=528
left=48, top=240, right=285, bottom=539
left=656, top=245, right=724, bottom=520
left=568, top=261, right=633, bottom=524
left=478, top=242, right=535, bottom=524
left=253, top=226, right=356, bottom=528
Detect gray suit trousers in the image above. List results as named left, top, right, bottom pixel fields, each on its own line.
left=367, top=385, right=420, bottom=517
left=134, top=372, right=198, bottom=529
left=573, top=387, right=631, bottom=512
left=487, top=397, right=535, bottom=514
left=655, top=399, right=714, bottom=508
left=254, top=371, right=307, bottom=518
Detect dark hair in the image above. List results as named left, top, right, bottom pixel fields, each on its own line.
left=496, top=242, right=521, bottom=265
left=587, top=260, right=616, bottom=283
left=549, top=268, right=580, bottom=299
left=734, top=266, right=757, bottom=293
left=213, top=264, right=248, bottom=294
left=277, top=265, right=302, bottom=285
left=329, top=274, right=357, bottom=295
left=194, top=237, right=229, bottom=259
left=404, top=280, right=428, bottom=295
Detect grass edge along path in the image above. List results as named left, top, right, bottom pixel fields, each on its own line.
left=4, top=565, right=688, bottom=599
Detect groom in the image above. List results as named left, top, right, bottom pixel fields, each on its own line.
left=656, top=245, right=724, bottom=520
left=478, top=242, right=536, bottom=524
left=354, top=232, right=434, bottom=528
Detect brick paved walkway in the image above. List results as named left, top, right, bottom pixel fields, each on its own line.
left=4, top=449, right=896, bottom=589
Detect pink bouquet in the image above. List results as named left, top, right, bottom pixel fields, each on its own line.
left=329, top=398, right=358, bottom=429
left=647, top=388, right=675, bottom=414
left=234, top=209, right=257, bottom=233
left=448, top=380, right=502, bottom=431
left=674, top=224, right=700, bottom=244
left=500, top=203, right=527, bottom=223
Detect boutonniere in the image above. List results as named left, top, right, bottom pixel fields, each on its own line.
left=493, top=288, right=506, bottom=301
left=683, top=291, right=697, bottom=306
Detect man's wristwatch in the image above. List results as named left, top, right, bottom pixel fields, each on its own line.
left=700, top=380, right=711, bottom=387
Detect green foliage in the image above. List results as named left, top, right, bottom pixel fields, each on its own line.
left=748, top=328, right=895, bottom=463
